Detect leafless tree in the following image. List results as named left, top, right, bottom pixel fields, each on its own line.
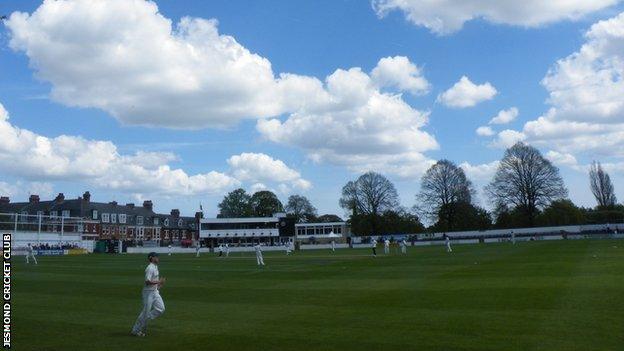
left=486, top=142, right=567, bottom=224
left=285, top=195, right=318, bottom=223
left=339, top=172, right=399, bottom=217
left=589, top=161, right=617, bottom=208
left=417, top=160, right=474, bottom=230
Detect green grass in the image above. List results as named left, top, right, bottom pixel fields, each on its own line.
left=13, top=240, right=624, bottom=351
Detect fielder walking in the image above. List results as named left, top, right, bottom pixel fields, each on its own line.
left=25, top=243, right=38, bottom=265
left=445, top=235, right=453, bottom=253
left=131, top=252, right=165, bottom=337
left=225, top=243, right=230, bottom=258
left=255, top=243, right=265, bottom=266
left=400, top=239, right=407, bottom=255
left=371, top=238, right=377, bottom=257
left=195, top=243, right=200, bottom=257
left=384, top=239, right=390, bottom=254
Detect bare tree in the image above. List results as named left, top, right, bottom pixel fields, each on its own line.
left=417, top=160, right=474, bottom=231
left=285, top=195, right=318, bottom=223
left=589, top=161, right=617, bottom=208
left=486, top=142, right=567, bottom=224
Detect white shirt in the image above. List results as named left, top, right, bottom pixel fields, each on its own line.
left=371, top=240, right=377, bottom=248
left=401, top=240, right=406, bottom=247
left=144, top=263, right=159, bottom=291
left=255, top=244, right=262, bottom=253
left=384, top=240, right=390, bottom=247
left=27, top=246, right=33, bottom=253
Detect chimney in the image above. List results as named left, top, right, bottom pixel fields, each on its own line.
left=29, top=194, right=40, bottom=203
left=109, top=201, right=118, bottom=206
left=55, top=193, right=65, bottom=203
left=171, top=209, right=180, bottom=218
left=126, top=203, right=135, bottom=208
left=0, top=197, right=9, bottom=204
left=83, top=191, right=91, bottom=202
left=143, top=200, right=153, bottom=211
left=194, top=211, right=204, bottom=220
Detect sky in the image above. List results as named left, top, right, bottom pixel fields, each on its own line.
left=0, top=0, right=623, bottom=218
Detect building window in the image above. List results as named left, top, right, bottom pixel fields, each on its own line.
left=164, top=218, right=169, bottom=227
left=154, top=217, right=159, bottom=226
left=92, top=210, right=98, bottom=220
left=119, top=214, right=126, bottom=224
left=102, top=213, right=110, bottom=223
left=62, top=210, right=70, bottom=218
left=111, top=214, right=117, bottom=223
left=137, top=216, right=144, bottom=226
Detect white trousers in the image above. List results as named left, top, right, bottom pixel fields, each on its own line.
left=256, top=252, right=264, bottom=265
left=446, top=243, right=452, bottom=252
left=26, top=253, right=37, bottom=264
left=132, top=289, right=165, bottom=333
left=401, top=246, right=406, bottom=254
left=196, top=250, right=200, bottom=257
left=384, top=246, right=389, bottom=254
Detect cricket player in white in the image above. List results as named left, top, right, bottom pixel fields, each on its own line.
left=285, top=242, right=291, bottom=255
left=167, top=244, right=172, bottom=256
left=511, top=230, right=516, bottom=245
left=132, top=252, right=165, bottom=337
left=331, top=240, right=336, bottom=252
left=371, top=238, right=377, bottom=257
left=445, top=235, right=453, bottom=252
left=255, top=243, right=265, bottom=266
left=400, top=239, right=407, bottom=254
left=25, top=243, right=38, bottom=264
left=384, top=239, right=390, bottom=254
left=225, top=243, right=230, bottom=258
left=195, top=243, right=200, bottom=257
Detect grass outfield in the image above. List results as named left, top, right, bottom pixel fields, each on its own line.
left=13, top=240, right=624, bottom=351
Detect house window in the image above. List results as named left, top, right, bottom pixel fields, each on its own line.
left=164, top=218, right=169, bottom=227
left=178, top=219, right=183, bottom=227
left=119, top=214, right=126, bottom=224
left=154, top=218, right=159, bottom=226
left=92, top=210, right=98, bottom=220
left=62, top=210, right=70, bottom=218
left=137, top=216, right=144, bottom=226
left=102, top=213, right=110, bottom=223
left=111, top=214, right=117, bottom=223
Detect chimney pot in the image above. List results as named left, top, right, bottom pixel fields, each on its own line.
left=83, top=191, right=91, bottom=202
left=143, top=200, right=153, bottom=211
left=29, top=195, right=40, bottom=203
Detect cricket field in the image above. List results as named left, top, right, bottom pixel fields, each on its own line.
left=13, top=240, right=624, bottom=350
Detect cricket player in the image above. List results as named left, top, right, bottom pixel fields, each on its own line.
left=331, top=240, right=336, bottom=252
left=384, top=239, right=390, bottom=254
left=371, top=238, right=377, bottom=257
left=400, top=239, right=407, bottom=255
left=285, top=242, right=292, bottom=255
left=131, top=252, right=165, bottom=337
left=25, top=243, right=38, bottom=265
left=195, top=243, right=200, bottom=257
left=445, top=235, right=453, bottom=253
left=511, top=230, right=516, bottom=245
left=167, top=244, right=172, bottom=256
left=255, top=242, right=265, bottom=266
left=218, top=244, right=223, bottom=257
left=225, top=243, right=230, bottom=258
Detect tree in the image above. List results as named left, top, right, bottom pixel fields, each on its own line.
left=351, top=208, right=424, bottom=236
left=486, top=142, right=568, bottom=225
left=217, top=188, right=252, bottom=218
left=433, top=202, right=492, bottom=232
left=417, top=160, right=474, bottom=231
left=315, top=214, right=343, bottom=223
left=537, top=199, right=585, bottom=226
left=250, top=191, right=284, bottom=217
left=339, top=172, right=399, bottom=234
left=589, top=161, right=617, bottom=208
left=285, top=195, right=317, bottom=223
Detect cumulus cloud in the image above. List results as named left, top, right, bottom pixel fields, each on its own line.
left=372, top=0, right=621, bottom=35
left=517, top=12, right=624, bottom=160
left=546, top=150, right=578, bottom=167
left=257, top=65, right=438, bottom=178
left=460, top=161, right=500, bottom=181
left=476, top=126, right=494, bottom=136
left=490, top=129, right=526, bottom=149
left=437, top=76, right=497, bottom=108
left=489, top=107, right=519, bottom=125
left=371, top=56, right=430, bottom=95
left=0, top=103, right=310, bottom=197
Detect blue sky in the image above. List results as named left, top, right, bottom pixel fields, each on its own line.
left=1, top=0, right=623, bottom=218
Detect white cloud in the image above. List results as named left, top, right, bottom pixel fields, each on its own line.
left=227, top=153, right=311, bottom=192
left=476, top=126, right=494, bottom=136
left=491, top=129, right=526, bottom=149
left=460, top=161, right=500, bottom=181
left=518, top=12, right=624, bottom=159
left=371, top=56, right=430, bottom=95
left=546, top=150, right=578, bottom=167
left=0, top=102, right=311, bottom=197
left=0, top=181, right=54, bottom=199
left=372, top=0, right=621, bottom=35
left=257, top=66, right=438, bottom=178
left=437, top=76, right=497, bottom=108
left=489, top=107, right=519, bottom=125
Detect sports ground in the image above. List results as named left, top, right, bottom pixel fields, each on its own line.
left=14, top=240, right=624, bottom=351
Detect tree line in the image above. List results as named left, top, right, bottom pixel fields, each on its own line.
left=216, top=142, right=621, bottom=235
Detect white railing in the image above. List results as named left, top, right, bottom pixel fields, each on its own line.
left=200, top=228, right=280, bottom=238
